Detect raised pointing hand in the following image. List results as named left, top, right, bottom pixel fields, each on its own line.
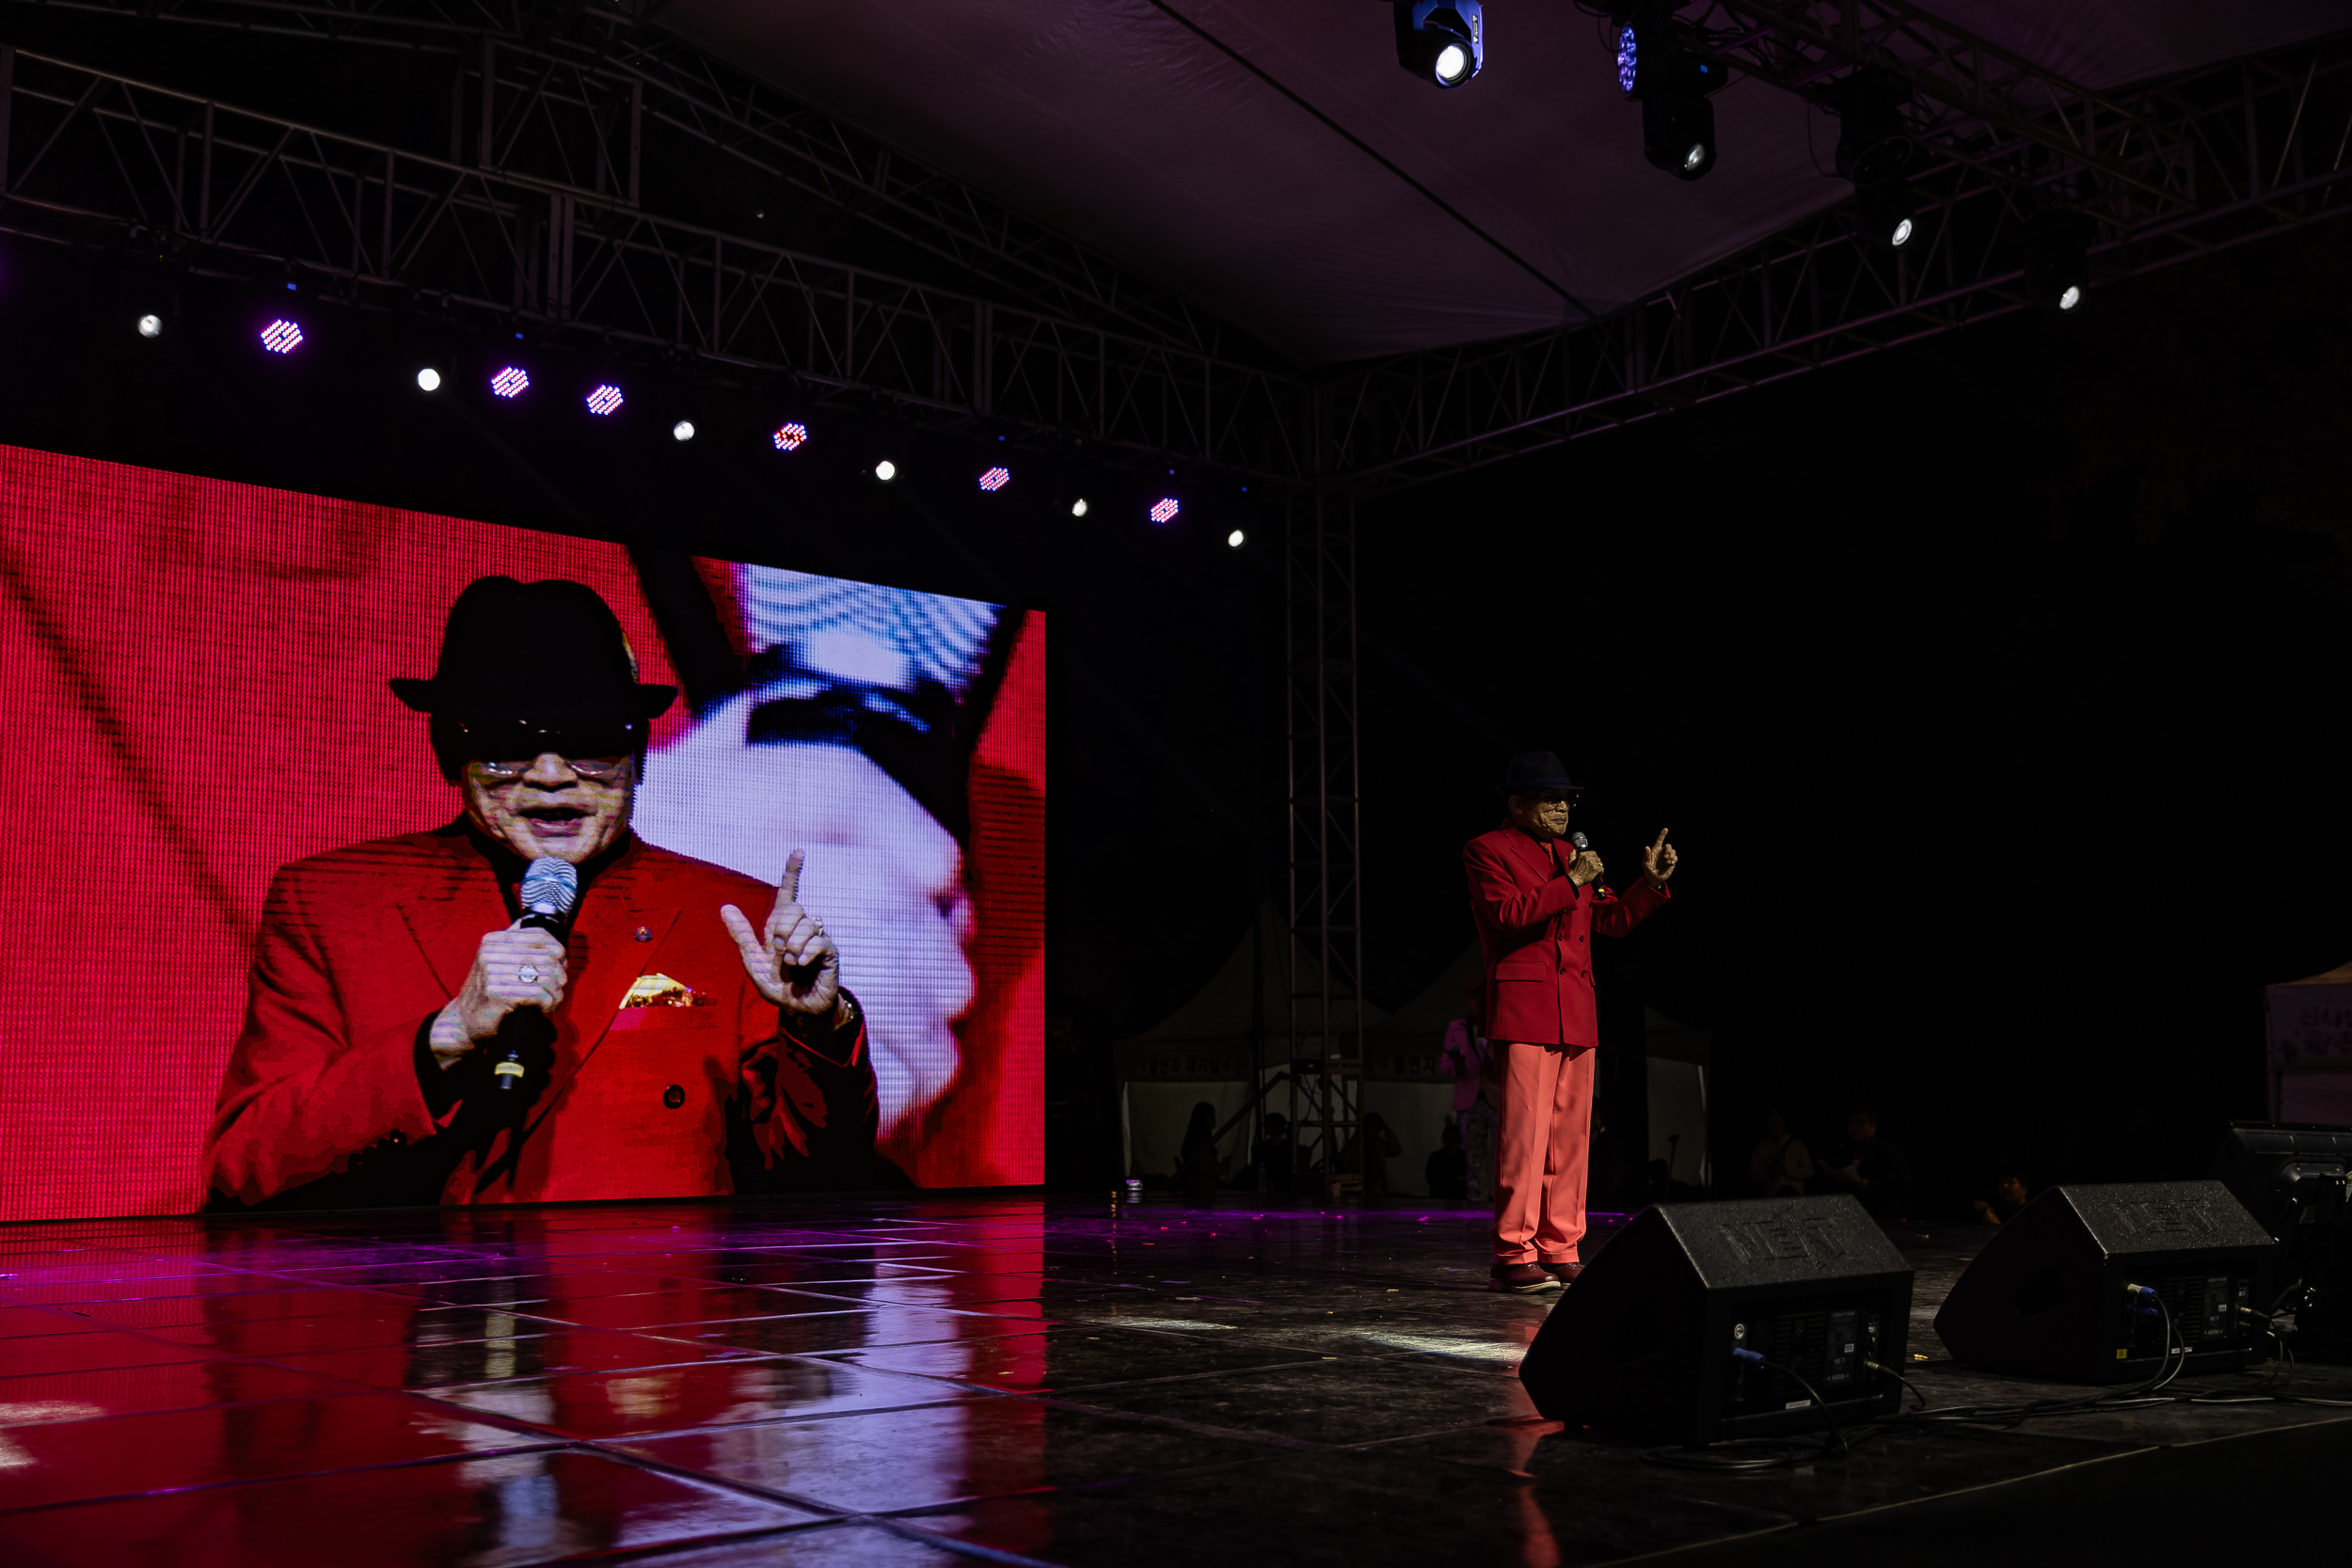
left=722, top=848, right=842, bottom=1017
left=1643, top=828, right=1678, bottom=887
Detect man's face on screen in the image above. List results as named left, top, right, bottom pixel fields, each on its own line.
left=461, top=752, right=637, bottom=864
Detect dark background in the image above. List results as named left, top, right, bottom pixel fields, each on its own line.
left=4, top=7, right=2348, bottom=1215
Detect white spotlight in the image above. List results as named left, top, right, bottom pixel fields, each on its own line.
left=1072, top=499, right=1089, bottom=517
left=874, top=460, right=898, bottom=481
left=672, top=420, right=696, bottom=441
left=136, top=314, right=162, bottom=339
left=1891, top=217, right=1915, bottom=247
left=1227, top=530, right=1245, bottom=548
left=416, top=367, right=442, bottom=392
left=2058, top=284, right=2083, bottom=311
left=1434, top=43, right=1470, bottom=84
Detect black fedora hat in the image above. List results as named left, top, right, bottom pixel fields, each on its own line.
left=389, top=577, right=677, bottom=722
left=1496, top=751, right=1586, bottom=797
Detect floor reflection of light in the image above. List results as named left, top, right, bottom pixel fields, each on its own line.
left=1354, top=1332, right=1523, bottom=1362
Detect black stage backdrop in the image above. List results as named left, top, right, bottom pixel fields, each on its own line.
left=4, top=207, right=2346, bottom=1211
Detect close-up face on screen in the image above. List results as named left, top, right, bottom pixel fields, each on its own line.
left=0, top=444, right=1044, bottom=1222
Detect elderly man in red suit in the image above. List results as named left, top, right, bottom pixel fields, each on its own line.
left=1465, top=752, right=1677, bottom=1291
left=204, top=577, right=883, bottom=1209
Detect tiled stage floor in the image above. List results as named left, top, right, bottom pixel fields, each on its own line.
left=1, top=1197, right=2346, bottom=1566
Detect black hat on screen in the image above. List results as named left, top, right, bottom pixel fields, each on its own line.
left=1497, top=751, right=1586, bottom=797
left=390, top=576, right=677, bottom=723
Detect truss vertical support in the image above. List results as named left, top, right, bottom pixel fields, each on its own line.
left=0, top=46, right=13, bottom=195
left=1285, top=485, right=1366, bottom=1203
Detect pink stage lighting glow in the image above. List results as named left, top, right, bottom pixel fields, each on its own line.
left=259, top=320, right=304, bottom=355
left=772, top=422, right=809, bottom=451
left=491, top=367, right=531, bottom=399
left=1151, top=497, right=1182, bottom=524
left=585, top=384, right=624, bottom=416
left=979, top=467, right=1010, bottom=492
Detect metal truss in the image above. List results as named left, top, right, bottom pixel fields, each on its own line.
left=1285, top=487, right=1367, bottom=1199
left=1324, top=28, right=2352, bottom=486
left=2, top=0, right=1252, bottom=359
left=0, top=42, right=1312, bottom=477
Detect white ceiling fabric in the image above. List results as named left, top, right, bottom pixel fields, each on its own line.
left=660, top=1, right=2348, bottom=364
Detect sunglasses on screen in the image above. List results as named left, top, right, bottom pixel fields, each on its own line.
left=450, top=719, right=643, bottom=783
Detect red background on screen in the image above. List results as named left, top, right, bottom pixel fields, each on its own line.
left=0, top=445, right=1042, bottom=1220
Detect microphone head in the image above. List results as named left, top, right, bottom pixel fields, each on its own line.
left=1570, top=832, right=1591, bottom=852
left=519, top=856, right=579, bottom=918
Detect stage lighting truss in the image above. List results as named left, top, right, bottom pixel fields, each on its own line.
left=1393, top=2, right=1484, bottom=90
left=978, top=466, right=1010, bottom=492
left=490, top=365, right=530, bottom=398
left=1611, top=3, right=1727, bottom=181
left=259, top=318, right=304, bottom=354
left=772, top=421, right=809, bottom=451
left=1151, top=497, right=1182, bottom=524
left=585, top=383, right=625, bottom=416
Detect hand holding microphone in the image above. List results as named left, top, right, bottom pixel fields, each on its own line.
left=428, top=858, right=577, bottom=1085
left=1565, top=832, right=1609, bottom=893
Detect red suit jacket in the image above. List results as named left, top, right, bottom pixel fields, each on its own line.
left=1464, top=822, right=1670, bottom=1046
left=205, top=825, right=878, bottom=1207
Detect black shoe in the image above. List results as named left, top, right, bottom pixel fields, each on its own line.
left=1543, top=1260, right=1585, bottom=1285
left=1489, top=1261, right=1560, bottom=1292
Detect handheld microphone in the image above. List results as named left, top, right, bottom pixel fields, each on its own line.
left=1569, top=832, right=1613, bottom=899
left=496, top=857, right=578, bottom=1091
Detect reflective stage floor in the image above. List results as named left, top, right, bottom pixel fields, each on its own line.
left=2, top=1197, right=2346, bottom=1566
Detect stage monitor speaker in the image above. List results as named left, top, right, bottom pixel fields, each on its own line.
left=2210, top=1121, right=2351, bottom=1238
left=1518, top=1195, right=1912, bottom=1445
left=1932, top=1180, right=2276, bottom=1385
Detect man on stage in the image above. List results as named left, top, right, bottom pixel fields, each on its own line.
left=1464, top=752, right=1676, bottom=1291
left=204, top=576, right=882, bottom=1209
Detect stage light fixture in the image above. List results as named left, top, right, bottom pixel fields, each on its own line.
left=1392, top=2, right=1483, bottom=89
left=586, top=384, right=624, bottom=417
left=772, top=422, right=809, bottom=451
left=1831, top=71, right=1915, bottom=188
left=136, top=314, right=162, bottom=339
left=673, top=420, right=696, bottom=442
left=260, top=319, right=304, bottom=355
left=491, top=366, right=530, bottom=399
left=1855, top=177, right=1919, bottom=250
left=874, top=460, right=898, bottom=481
left=2024, top=210, right=2094, bottom=312
left=1151, top=497, right=1181, bottom=524
left=416, top=368, right=442, bottom=391
left=1227, top=530, right=1245, bottom=547
left=978, top=466, right=1010, bottom=492
left=1613, top=3, right=1725, bottom=181
left=1072, top=499, right=1089, bottom=517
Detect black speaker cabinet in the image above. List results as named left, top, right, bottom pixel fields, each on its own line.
left=1518, top=1195, right=1913, bottom=1445
left=1932, top=1180, right=2277, bottom=1385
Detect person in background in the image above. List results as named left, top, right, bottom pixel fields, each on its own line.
left=1445, top=984, right=1502, bottom=1207
left=1426, top=1119, right=1470, bottom=1200
left=1247, top=1112, right=1297, bottom=1196
left=1341, top=1110, right=1405, bottom=1199
left=1973, top=1173, right=2031, bottom=1225
left=1817, top=1108, right=1915, bottom=1219
left=1177, top=1101, right=1229, bottom=1204
left=1750, top=1108, right=1814, bottom=1197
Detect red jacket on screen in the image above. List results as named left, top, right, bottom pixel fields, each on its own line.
left=1464, top=822, right=1669, bottom=1047
left=204, top=826, right=878, bottom=1207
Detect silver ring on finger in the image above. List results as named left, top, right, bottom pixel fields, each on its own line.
left=517, top=965, right=539, bottom=984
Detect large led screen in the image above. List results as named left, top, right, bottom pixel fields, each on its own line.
left=0, top=445, right=1043, bottom=1221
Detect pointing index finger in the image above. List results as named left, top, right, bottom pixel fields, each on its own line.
left=778, top=848, right=804, bottom=907
left=1652, top=828, right=1670, bottom=852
